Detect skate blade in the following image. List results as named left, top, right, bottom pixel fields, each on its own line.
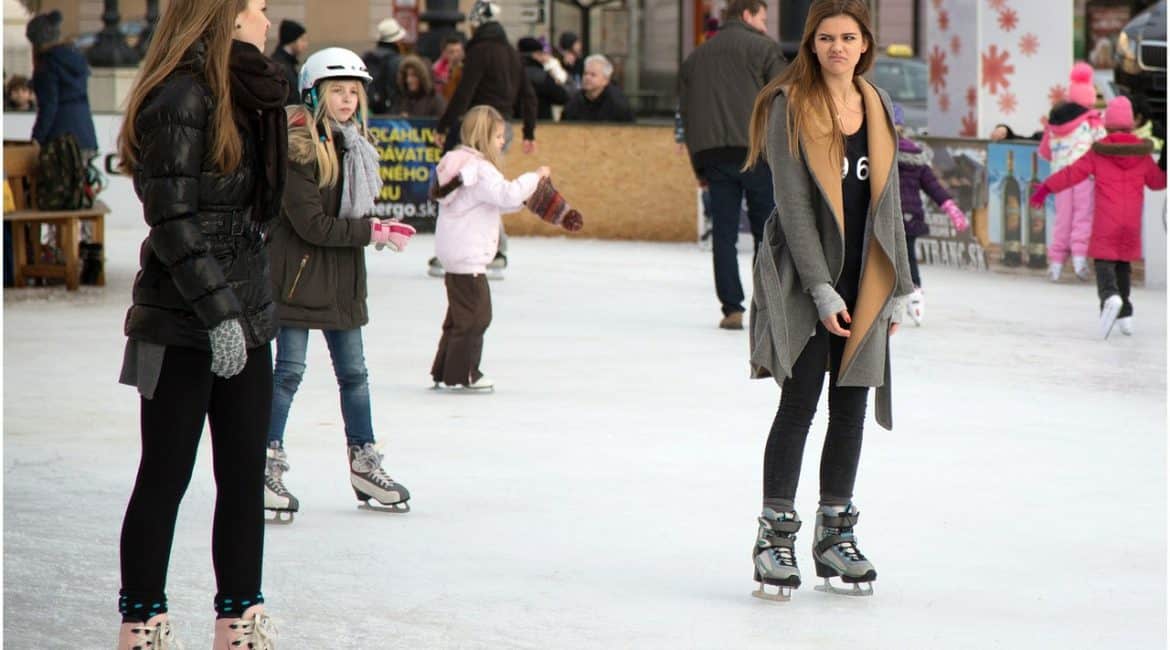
left=432, top=384, right=494, bottom=394
left=814, top=577, right=874, bottom=597
left=751, top=584, right=793, bottom=602
left=265, top=510, right=295, bottom=525
left=358, top=501, right=411, bottom=513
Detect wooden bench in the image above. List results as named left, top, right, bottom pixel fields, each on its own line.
left=4, top=141, right=108, bottom=290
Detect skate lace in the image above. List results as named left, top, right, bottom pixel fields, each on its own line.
left=228, top=613, right=277, bottom=649
left=354, top=444, right=399, bottom=489
left=769, top=546, right=797, bottom=568
left=825, top=527, right=865, bottom=562
left=265, top=452, right=291, bottom=494
left=129, top=620, right=184, bottom=650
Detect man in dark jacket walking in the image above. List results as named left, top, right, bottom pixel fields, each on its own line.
left=272, top=20, right=308, bottom=106
left=436, top=0, right=538, bottom=154
left=562, top=54, right=635, bottom=123
left=678, top=0, right=786, bottom=329
left=517, top=37, right=570, bottom=120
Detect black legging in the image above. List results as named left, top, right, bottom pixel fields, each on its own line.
left=119, top=343, right=271, bottom=622
left=763, top=323, right=869, bottom=508
left=906, top=235, right=922, bottom=287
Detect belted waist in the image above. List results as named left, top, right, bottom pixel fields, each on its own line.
left=197, top=209, right=253, bottom=235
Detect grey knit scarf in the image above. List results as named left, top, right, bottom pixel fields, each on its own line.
left=337, top=121, right=382, bottom=218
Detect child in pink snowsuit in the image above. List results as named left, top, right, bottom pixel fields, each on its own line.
left=1031, top=96, right=1166, bottom=339
left=1037, top=62, right=1105, bottom=281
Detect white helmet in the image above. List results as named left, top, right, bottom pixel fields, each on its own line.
left=299, top=47, right=373, bottom=97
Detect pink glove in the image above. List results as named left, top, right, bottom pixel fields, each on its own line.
left=941, top=199, right=968, bottom=232
left=1029, top=184, right=1051, bottom=209
left=371, top=220, right=416, bottom=252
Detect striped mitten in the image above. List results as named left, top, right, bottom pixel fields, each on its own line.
left=526, top=177, right=583, bottom=232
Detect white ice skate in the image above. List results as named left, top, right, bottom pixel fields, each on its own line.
left=213, top=605, right=276, bottom=650
left=1099, top=295, right=1123, bottom=340
left=751, top=509, right=802, bottom=602
left=1118, top=316, right=1134, bottom=336
left=907, top=288, right=924, bottom=326
left=427, top=257, right=445, bottom=278
left=1073, top=256, right=1090, bottom=281
left=812, top=504, right=876, bottom=597
left=432, top=376, right=495, bottom=393
left=350, top=443, right=411, bottom=513
left=1047, top=261, right=1063, bottom=282
left=486, top=253, right=507, bottom=280
left=264, top=445, right=299, bottom=524
left=118, top=614, right=183, bottom=650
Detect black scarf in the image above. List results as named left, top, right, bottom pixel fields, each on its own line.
left=229, top=39, right=288, bottom=223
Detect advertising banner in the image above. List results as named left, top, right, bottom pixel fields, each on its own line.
left=368, top=117, right=441, bottom=232
left=914, top=137, right=990, bottom=271
left=985, top=140, right=1056, bottom=270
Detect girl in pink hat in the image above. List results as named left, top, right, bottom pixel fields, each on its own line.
left=1031, top=96, right=1166, bottom=339
left=1037, top=62, right=1105, bottom=281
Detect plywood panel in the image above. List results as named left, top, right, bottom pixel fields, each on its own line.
left=499, top=123, right=697, bottom=242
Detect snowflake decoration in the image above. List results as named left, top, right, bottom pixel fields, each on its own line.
left=1048, top=85, right=1066, bottom=106
left=939, top=94, right=951, bottom=112
left=930, top=46, right=950, bottom=94
left=950, top=35, right=962, bottom=56
left=989, top=0, right=1007, bottom=9
left=981, top=45, right=1015, bottom=95
left=961, top=112, right=978, bottom=137
left=998, top=92, right=1018, bottom=114
left=967, top=86, right=978, bottom=108
left=1020, top=33, right=1039, bottom=57
left=938, top=9, right=950, bottom=31
left=998, top=8, right=1019, bottom=31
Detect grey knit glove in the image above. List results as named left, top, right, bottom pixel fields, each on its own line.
left=209, top=318, right=247, bottom=379
left=889, top=295, right=908, bottom=325
left=809, top=283, right=847, bottom=320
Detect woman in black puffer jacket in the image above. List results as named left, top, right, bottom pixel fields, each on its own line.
left=113, top=1, right=287, bottom=648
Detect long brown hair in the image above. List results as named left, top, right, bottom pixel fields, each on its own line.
left=398, top=55, right=434, bottom=97
left=744, top=0, right=874, bottom=169
left=118, top=0, right=247, bottom=174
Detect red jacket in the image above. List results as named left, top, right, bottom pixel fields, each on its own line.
left=1042, top=132, right=1166, bottom=261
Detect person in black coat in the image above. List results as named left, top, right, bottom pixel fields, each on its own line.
left=271, top=19, right=308, bottom=105
left=561, top=54, right=635, bottom=123
left=24, top=11, right=97, bottom=152
left=517, top=36, right=570, bottom=120
left=113, top=1, right=288, bottom=647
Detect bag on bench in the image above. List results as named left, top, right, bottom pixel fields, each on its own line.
left=35, top=134, right=102, bottom=211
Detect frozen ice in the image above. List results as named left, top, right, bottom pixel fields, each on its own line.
left=4, top=227, right=1165, bottom=648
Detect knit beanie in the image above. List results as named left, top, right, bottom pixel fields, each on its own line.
left=1104, top=96, right=1135, bottom=130
left=26, top=10, right=62, bottom=48
left=278, top=20, right=306, bottom=47
left=1066, top=62, right=1096, bottom=109
left=517, top=37, right=544, bottom=54
left=526, top=177, right=583, bottom=231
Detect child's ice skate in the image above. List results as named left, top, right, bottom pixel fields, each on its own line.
left=1047, top=261, right=1063, bottom=282
left=118, top=613, right=182, bottom=650
left=350, top=443, right=411, bottom=513
left=751, top=509, right=801, bottom=601
left=264, top=444, right=299, bottom=524
left=213, top=605, right=276, bottom=650
left=1100, top=294, right=1123, bottom=339
left=812, top=504, right=876, bottom=597
left=431, top=376, right=495, bottom=393
left=1118, top=316, right=1134, bottom=336
left=1073, top=256, right=1090, bottom=281
left=907, top=288, right=925, bottom=326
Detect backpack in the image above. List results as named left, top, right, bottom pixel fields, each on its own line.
left=362, top=49, right=402, bottom=115
left=35, top=134, right=102, bottom=211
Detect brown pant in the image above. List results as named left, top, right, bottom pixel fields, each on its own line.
left=431, top=273, right=492, bottom=386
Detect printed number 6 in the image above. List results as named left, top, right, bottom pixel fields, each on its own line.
left=856, top=156, right=869, bottom=181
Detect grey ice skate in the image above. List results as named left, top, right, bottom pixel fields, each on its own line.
left=751, top=509, right=801, bottom=601
left=813, top=504, right=877, bottom=596
left=349, top=443, right=411, bottom=513
left=264, top=444, right=299, bottom=524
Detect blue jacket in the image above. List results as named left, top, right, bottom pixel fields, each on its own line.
left=31, top=45, right=98, bottom=150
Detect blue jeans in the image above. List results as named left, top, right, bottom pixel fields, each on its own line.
left=268, top=327, right=374, bottom=447
left=705, top=162, right=774, bottom=315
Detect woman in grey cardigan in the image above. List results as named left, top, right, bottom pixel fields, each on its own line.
left=742, top=0, right=914, bottom=601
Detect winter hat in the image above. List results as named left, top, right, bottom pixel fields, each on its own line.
left=526, top=177, right=584, bottom=232
left=25, top=10, right=62, bottom=48
left=1066, top=62, right=1097, bottom=109
left=468, top=0, right=502, bottom=26
left=558, top=32, right=579, bottom=52
left=377, top=18, right=406, bottom=44
left=1104, top=96, right=1135, bottom=130
left=278, top=20, right=306, bottom=47
left=517, top=37, right=545, bottom=54
left=892, top=103, right=905, bottom=127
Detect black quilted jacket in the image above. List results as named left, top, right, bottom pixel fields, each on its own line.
left=123, top=47, right=277, bottom=350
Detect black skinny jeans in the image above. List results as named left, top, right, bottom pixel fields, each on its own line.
left=763, top=323, right=869, bottom=508
left=119, top=343, right=271, bottom=621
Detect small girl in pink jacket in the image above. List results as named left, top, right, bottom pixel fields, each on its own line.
left=1037, top=62, right=1106, bottom=282
left=1031, top=96, right=1166, bottom=339
left=430, top=105, right=583, bottom=391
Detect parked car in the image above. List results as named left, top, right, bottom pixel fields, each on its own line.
left=867, top=50, right=928, bottom=132
left=1114, top=0, right=1166, bottom=130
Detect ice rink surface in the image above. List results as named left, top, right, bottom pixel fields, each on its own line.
left=4, top=227, right=1166, bottom=648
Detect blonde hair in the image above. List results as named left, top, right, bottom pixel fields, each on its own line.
left=303, top=79, right=373, bottom=188
left=119, top=0, right=247, bottom=173
left=744, top=0, right=875, bottom=169
left=460, top=105, right=506, bottom=170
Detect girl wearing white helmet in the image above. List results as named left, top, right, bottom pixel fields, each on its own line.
left=264, top=46, right=416, bottom=521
